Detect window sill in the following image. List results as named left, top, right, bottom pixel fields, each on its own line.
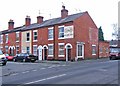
left=48, top=39, right=53, bottom=40
left=58, top=38, right=65, bottom=40
left=58, top=55, right=64, bottom=57
left=48, top=55, right=53, bottom=57
left=33, top=40, right=38, bottom=42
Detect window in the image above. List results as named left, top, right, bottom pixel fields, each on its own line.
left=26, top=32, right=30, bottom=41
left=16, top=32, right=19, bottom=42
left=92, top=45, right=96, bottom=55
left=5, top=46, right=8, bottom=53
left=78, top=44, right=83, bottom=56
left=48, top=27, right=53, bottom=40
left=33, top=45, right=37, bottom=55
left=33, top=31, right=37, bottom=41
left=48, top=44, right=53, bottom=56
left=59, top=26, right=64, bottom=38
left=100, top=47, right=102, bottom=53
left=58, top=43, right=64, bottom=57
left=6, top=34, right=8, bottom=43
left=0, top=35, right=3, bottom=44
left=16, top=46, right=19, bottom=54
left=26, top=47, right=30, bottom=54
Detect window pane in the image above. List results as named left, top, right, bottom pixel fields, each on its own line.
left=92, top=46, right=96, bottom=55
left=59, top=27, right=64, bottom=38
left=48, top=29, right=53, bottom=39
left=59, top=45, right=64, bottom=55
left=78, top=45, right=82, bottom=56
left=48, top=45, right=53, bottom=55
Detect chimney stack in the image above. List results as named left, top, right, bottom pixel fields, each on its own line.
left=37, top=16, right=44, bottom=24
left=8, top=19, right=14, bottom=30
left=25, top=16, right=31, bottom=26
left=61, top=5, right=68, bottom=18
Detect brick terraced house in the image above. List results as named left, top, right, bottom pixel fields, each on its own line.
left=0, top=6, right=109, bottom=61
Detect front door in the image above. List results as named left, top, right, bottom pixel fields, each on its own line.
left=44, top=47, right=47, bottom=60
left=38, top=46, right=42, bottom=60
left=66, top=45, right=71, bottom=61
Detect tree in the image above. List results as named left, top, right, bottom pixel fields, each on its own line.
left=99, top=26, right=104, bottom=41
left=112, top=23, right=118, bottom=40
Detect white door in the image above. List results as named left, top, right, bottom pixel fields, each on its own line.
left=38, top=46, right=43, bottom=60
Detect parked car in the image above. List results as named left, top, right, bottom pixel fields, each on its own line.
left=5, top=54, right=14, bottom=61
left=109, top=47, right=120, bottom=60
left=13, top=53, right=38, bottom=62
left=0, top=50, right=7, bottom=66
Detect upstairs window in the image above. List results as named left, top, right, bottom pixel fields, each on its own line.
left=33, top=31, right=37, bottom=41
left=59, top=26, right=64, bottom=38
left=5, top=34, right=8, bottom=43
left=26, top=32, right=30, bottom=41
left=48, top=27, right=54, bottom=40
left=0, top=35, right=3, bottom=44
left=16, top=32, right=19, bottom=42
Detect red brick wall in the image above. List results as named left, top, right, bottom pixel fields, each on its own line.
left=99, top=41, right=109, bottom=58
left=74, top=12, right=99, bottom=59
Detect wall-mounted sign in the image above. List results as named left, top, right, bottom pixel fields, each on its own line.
left=64, top=26, right=74, bottom=39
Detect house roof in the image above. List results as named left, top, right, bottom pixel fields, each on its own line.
left=0, top=12, right=86, bottom=34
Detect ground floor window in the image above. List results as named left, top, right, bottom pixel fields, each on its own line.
left=58, top=43, right=64, bottom=57
left=48, top=44, right=53, bottom=56
left=78, top=44, right=83, bottom=56
left=26, top=47, right=30, bottom=54
left=5, top=46, right=8, bottom=53
left=92, top=45, right=96, bottom=55
left=33, top=45, right=37, bottom=55
left=16, top=46, right=19, bottom=54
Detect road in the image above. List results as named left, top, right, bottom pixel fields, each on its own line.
left=1, top=59, right=119, bottom=85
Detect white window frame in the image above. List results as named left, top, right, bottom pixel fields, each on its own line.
left=5, top=46, right=8, bottom=53
left=92, top=45, right=96, bottom=55
left=0, top=35, right=3, bottom=44
left=58, top=25, right=65, bottom=39
left=48, top=27, right=54, bottom=40
left=16, top=32, right=20, bottom=42
left=100, top=47, right=102, bottom=53
left=58, top=43, right=65, bottom=57
left=77, top=44, right=84, bottom=58
left=33, top=45, right=37, bottom=55
left=48, top=44, right=54, bottom=57
left=5, top=34, right=8, bottom=43
left=33, top=30, right=38, bottom=42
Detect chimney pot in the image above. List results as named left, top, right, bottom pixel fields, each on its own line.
left=61, top=5, right=68, bottom=18
left=8, top=19, right=14, bottom=30
left=37, top=16, right=44, bottom=24
left=25, top=16, right=31, bottom=26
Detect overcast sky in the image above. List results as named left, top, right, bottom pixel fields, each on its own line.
left=0, top=0, right=119, bottom=40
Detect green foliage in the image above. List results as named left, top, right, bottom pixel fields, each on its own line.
left=99, top=26, right=104, bottom=41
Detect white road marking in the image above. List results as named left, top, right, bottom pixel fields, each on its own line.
left=41, top=68, right=46, bottom=70
left=11, top=73, right=19, bottom=76
left=98, top=69, right=107, bottom=72
left=22, top=71, right=29, bottom=74
left=25, top=74, right=66, bottom=84
left=32, top=70, right=37, bottom=72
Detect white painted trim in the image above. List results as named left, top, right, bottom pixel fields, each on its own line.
left=58, top=25, right=64, bottom=28
left=48, top=38, right=53, bottom=40
left=65, top=43, right=73, bottom=49
left=48, top=27, right=54, bottom=29
left=48, top=44, right=54, bottom=46
left=58, top=55, right=65, bottom=57
left=33, top=30, right=37, bottom=32
left=58, top=43, right=65, bottom=45
left=43, top=45, right=48, bottom=49
left=48, top=55, right=53, bottom=57
left=76, top=44, right=84, bottom=59
left=16, top=32, right=20, bottom=33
